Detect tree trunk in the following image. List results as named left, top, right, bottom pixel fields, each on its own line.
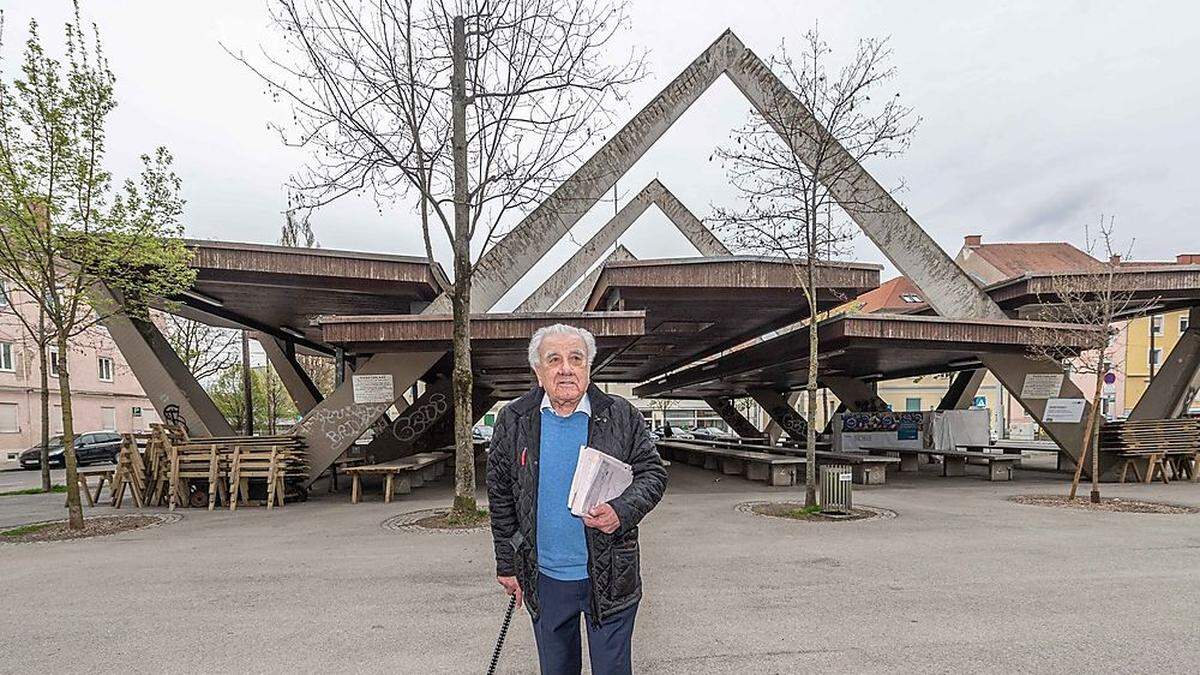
left=1089, top=366, right=1104, bottom=503
left=242, top=330, right=253, bottom=436
left=449, top=15, right=477, bottom=517
left=804, top=263, right=818, bottom=508
left=56, top=334, right=84, bottom=530
left=1068, top=367, right=1105, bottom=501
left=38, top=309, right=51, bottom=492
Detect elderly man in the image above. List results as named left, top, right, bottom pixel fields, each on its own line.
left=487, top=323, right=668, bottom=674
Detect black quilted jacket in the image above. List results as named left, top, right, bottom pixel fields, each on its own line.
left=486, top=384, right=668, bottom=624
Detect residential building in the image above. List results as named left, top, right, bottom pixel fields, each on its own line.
left=0, top=282, right=157, bottom=467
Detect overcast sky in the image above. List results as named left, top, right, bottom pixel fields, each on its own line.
left=5, top=1, right=1199, bottom=310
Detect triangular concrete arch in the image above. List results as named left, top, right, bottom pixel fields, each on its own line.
left=515, top=178, right=728, bottom=313
left=448, top=29, right=1093, bottom=472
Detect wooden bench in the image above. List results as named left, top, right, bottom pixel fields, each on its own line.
left=1111, top=449, right=1198, bottom=484
left=657, top=440, right=804, bottom=486
left=343, top=451, right=452, bottom=503
left=681, top=437, right=899, bottom=485
left=862, top=447, right=1021, bottom=481
left=73, top=467, right=115, bottom=507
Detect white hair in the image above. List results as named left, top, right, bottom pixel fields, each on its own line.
left=528, top=323, right=597, bottom=368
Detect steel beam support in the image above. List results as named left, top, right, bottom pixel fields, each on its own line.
left=517, top=179, right=728, bottom=312
left=1130, top=307, right=1200, bottom=420
left=937, top=368, right=987, bottom=411
left=702, top=396, right=765, bottom=439
left=257, top=333, right=323, bottom=415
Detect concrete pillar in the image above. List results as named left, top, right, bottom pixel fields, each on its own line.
left=294, top=351, right=443, bottom=485
left=1130, top=307, right=1200, bottom=420
left=355, top=377, right=493, bottom=464
left=98, top=302, right=234, bottom=437
left=438, top=31, right=743, bottom=315
left=937, top=368, right=987, bottom=411
left=257, top=334, right=323, bottom=414
left=823, top=376, right=889, bottom=413
left=517, top=179, right=728, bottom=312
left=552, top=246, right=637, bottom=312
left=702, top=396, right=764, bottom=439
left=766, top=392, right=801, bottom=445
left=748, top=389, right=807, bottom=442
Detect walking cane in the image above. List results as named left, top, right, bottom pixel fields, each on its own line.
left=487, top=595, right=517, bottom=675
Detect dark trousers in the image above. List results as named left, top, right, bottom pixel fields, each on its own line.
left=532, top=572, right=637, bottom=675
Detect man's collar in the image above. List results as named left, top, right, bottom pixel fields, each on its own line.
left=541, top=391, right=592, bottom=418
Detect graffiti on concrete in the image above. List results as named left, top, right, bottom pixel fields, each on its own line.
left=296, top=402, right=390, bottom=447
left=391, top=393, right=449, bottom=443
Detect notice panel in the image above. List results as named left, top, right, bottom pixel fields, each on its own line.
left=1021, top=373, right=1064, bottom=399
left=1043, top=398, right=1086, bottom=423
left=352, top=374, right=395, bottom=404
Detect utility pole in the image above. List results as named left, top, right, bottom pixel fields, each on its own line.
left=242, top=330, right=253, bottom=436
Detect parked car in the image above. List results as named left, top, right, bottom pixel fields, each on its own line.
left=19, top=432, right=122, bottom=469
left=690, top=426, right=735, bottom=440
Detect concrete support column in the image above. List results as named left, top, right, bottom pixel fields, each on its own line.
left=977, top=353, right=1101, bottom=477
left=748, top=389, right=807, bottom=442
left=294, top=351, right=443, bottom=485
left=257, top=333, right=323, bottom=415
left=823, top=376, right=889, bottom=413
left=552, top=246, right=637, bottom=312
left=98, top=305, right=234, bottom=437
left=937, top=368, right=987, bottom=411
left=702, top=396, right=765, bottom=439
left=765, top=392, right=801, bottom=445
left=1130, top=307, right=1200, bottom=420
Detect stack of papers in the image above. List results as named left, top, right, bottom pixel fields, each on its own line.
left=568, top=446, right=633, bottom=517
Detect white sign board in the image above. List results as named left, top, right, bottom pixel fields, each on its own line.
left=1021, top=373, right=1064, bottom=399
left=352, top=374, right=395, bottom=404
left=1043, top=398, right=1086, bottom=423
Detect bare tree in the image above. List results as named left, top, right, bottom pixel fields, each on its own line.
left=235, top=0, right=645, bottom=519
left=163, top=314, right=239, bottom=383
left=710, top=26, right=917, bottom=507
left=1027, top=217, right=1148, bottom=503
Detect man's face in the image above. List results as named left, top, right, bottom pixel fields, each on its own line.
left=534, top=333, right=591, bottom=404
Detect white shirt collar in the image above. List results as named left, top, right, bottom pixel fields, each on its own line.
left=541, top=391, right=591, bottom=418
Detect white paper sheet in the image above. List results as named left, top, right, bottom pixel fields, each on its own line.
left=567, top=445, right=632, bottom=517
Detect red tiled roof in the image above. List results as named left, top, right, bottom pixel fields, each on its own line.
left=855, top=276, right=928, bottom=313
left=969, top=242, right=1104, bottom=277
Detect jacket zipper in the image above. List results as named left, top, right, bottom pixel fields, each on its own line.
left=586, top=414, right=605, bottom=627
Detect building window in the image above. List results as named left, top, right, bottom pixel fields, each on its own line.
left=98, top=356, right=114, bottom=382
left=905, top=397, right=922, bottom=411
left=101, top=406, right=116, bottom=431
left=0, top=402, right=18, bottom=433
left=1183, top=315, right=1191, bottom=333
left=0, top=342, right=12, bottom=372
left=0, top=279, right=8, bottom=307
left=900, top=294, right=923, bottom=303
left=1151, top=315, right=1163, bottom=335
left=49, top=349, right=60, bottom=378
left=1150, top=348, right=1162, bottom=366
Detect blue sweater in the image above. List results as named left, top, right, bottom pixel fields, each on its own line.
left=537, top=409, right=590, bottom=580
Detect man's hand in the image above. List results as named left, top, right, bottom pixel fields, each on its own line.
left=583, top=502, right=621, bottom=534
left=497, top=575, right=522, bottom=608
